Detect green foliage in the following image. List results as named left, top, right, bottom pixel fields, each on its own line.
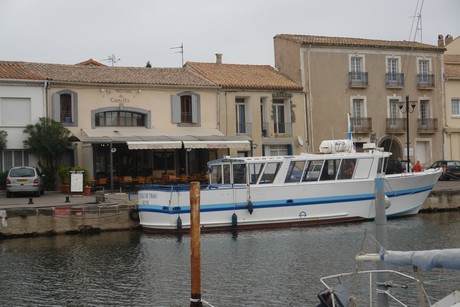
left=0, top=130, right=7, bottom=151
left=23, top=118, right=72, bottom=185
left=41, top=167, right=57, bottom=191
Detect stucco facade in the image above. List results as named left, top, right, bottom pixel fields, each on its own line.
left=275, top=34, right=444, bottom=167
left=443, top=35, right=460, bottom=160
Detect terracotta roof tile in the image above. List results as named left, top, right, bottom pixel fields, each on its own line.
left=445, top=55, right=460, bottom=64
left=0, top=61, right=217, bottom=87
left=186, top=62, right=303, bottom=91
left=0, top=61, right=46, bottom=80
left=445, top=63, right=460, bottom=80
left=275, top=34, right=445, bottom=52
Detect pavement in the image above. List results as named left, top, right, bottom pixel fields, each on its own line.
left=1, top=179, right=458, bottom=209
left=0, top=190, right=137, bottom=209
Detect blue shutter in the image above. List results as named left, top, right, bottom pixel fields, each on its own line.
left=171, top=95, right=181, bottom=123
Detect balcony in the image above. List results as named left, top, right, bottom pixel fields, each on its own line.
left=417, top=74, right=435, bottom=89
left=348, top=72, right=368, bottom=88
left=386, top=73, right=404, bottom=88
left=351, top=117, right=372, bottom=133
left=386, top=118, right=405, bottom=134
left=274, top=122, right=292, bottom=137
left=417, top=118, right=438, bottom=134
left=236, top=122, right=252, bottom=136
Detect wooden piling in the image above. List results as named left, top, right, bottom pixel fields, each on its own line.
left=190, top=182, right=202, bottom=307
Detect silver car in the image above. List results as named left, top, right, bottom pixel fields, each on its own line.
left=6, top=166, right=45, bottom=198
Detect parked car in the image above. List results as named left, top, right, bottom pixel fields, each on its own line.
left=429, top=160, right=460, bottom=181
left=6, top=166, right=45, bottom=198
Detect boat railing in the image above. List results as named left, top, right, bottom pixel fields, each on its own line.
left=138, top=183, right=248, bottom=192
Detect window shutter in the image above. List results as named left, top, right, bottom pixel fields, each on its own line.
left=52, top=93, right=60, bottom=121
left=191, top=95, right=199, bottom=123
left=171, top=95, right=181, bottom=123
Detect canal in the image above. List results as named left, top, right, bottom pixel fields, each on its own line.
left=0, top=211, right=459, bottom=306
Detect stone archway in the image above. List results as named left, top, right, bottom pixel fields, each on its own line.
left=379, top=136, right=403, bottom=159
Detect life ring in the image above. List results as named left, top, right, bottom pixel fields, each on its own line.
left=129, top=208, right=140, bottom=221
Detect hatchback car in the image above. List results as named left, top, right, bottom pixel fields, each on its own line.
left=6, top=166, right=45, bottom=198
left=429, top=160, right=460, bottom=181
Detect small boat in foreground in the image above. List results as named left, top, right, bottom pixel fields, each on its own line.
left=137, top=140, right=442, bottom=232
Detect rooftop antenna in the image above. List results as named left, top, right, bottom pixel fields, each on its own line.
left=170, top=43, right=184, bottom=66
left=102, top=54, right=121, bottom=66
left=409, top=0, right=424, bottom=42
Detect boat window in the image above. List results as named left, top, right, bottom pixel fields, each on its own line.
left=303, top=160, right=323, bottom=181
left=354, top=158, right=373, bottom=179
left=337, top=158, right=356, bottom=179
left=248, top=163, right=264, bottom=184
left=210, top=165, right=222, bottom=184
left=320, top=159, right=340, bottom=181
left=259, top=162, right=281, bottom=184
left=377, top=158, right=384, bottom=174
left=233, top=163, right=247, bottom=184
left=285, top=160, right=306, bottom=183
left=223, top=164, right=231, bottom=184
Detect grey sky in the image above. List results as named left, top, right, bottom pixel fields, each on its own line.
left=1, top=0, right=458, bottom=68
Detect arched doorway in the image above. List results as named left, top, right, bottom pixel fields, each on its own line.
left=379, top=136, right=403, bottom=159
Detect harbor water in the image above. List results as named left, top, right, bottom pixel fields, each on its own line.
left=0, top=211, right=459, bottom=306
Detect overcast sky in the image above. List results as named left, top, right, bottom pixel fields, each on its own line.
left=1, top=0, right=458, bottom=68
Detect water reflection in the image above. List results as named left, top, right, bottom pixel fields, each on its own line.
left=0, top=212, right=459, bottom=306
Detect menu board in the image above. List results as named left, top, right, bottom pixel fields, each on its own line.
left=70, top=171, right=84, bottom=193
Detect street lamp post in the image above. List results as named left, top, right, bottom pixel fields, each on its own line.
left=399, top=95, right=417, bottom=173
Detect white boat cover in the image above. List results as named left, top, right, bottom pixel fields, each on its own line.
left=380, top=248, right=460, bottom=270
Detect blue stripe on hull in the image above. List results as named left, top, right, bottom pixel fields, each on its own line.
left=138, top=184, right=434, bottom=215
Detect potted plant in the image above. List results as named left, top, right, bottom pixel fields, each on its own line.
left=58, top=165, right=90, bottom=194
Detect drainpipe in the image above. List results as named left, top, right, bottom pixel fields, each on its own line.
left=43, top=81, right=50, bottom=117
left=217, top=90, right=220, bottom=130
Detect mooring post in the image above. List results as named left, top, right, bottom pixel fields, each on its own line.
left=190, top=181, right=202, bottom=307
left=375, top=175, right=389, bottom=307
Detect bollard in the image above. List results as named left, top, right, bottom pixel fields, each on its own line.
left=28, top=198, right=34, bottom=204
left=65, top=196, right=70, bottom=203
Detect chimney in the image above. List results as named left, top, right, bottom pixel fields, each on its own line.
left=445, top=34, right=454, bottom=46
left=438, top=34, right=444, bottom=47
left=215, top=53, right=222, bottom=64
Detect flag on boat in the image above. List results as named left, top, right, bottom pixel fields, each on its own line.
left=347, top=113, right=355, bottom=152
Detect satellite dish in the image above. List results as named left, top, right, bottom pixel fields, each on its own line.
left=111, top=148, right=117, bottom=153
left=297, top=136, right=304, bottom=146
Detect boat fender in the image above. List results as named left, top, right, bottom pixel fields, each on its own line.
left=232, top=213, right=238, bottom=228
left=177, top=216, right=182, bottom=230
left=128, top=208, right=140, bottom=221
left=385, top=195, right=391, bottom=209
left=247, top=200, right=253, bottom=214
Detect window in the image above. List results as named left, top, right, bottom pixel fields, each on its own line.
left=273, top=99, right=285, bottom=134
left=260, top=97, right=269, bottom=136
left=320, top=159, right=340, bottom=181
left=389, top=99, right=400, bottom=127
left=53, top=90, right=78, bottom=126
left=419, top=100, right=430, bottom=127
left=338, top=159, right=356, bottom=179
left=303, top=160, right=323, bottom=182
left=418, top=59, right=429, bottom=82
left=236, top=98, right=246, bottom=134
left=352, top=98, right=364, bottom=125
left=350, top=56, right=363, bottom=79
left=0, top=150, right=29, bottom=172
left=171, top=92, right=200, bottom=124
left=387, top=58, right=399, bottom=80
left=95, top=111, right=146, bottom=126
left=452, top=99, right=460, bottom=116
left=285, top=160, right=306, bottom=183
left=259, top=162, right=281, bottom=184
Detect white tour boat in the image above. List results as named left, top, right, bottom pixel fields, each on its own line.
left=137, top=140, right=443, bottom=232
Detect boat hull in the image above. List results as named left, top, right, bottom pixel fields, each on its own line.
left=138, top=170, right=441, bottom=233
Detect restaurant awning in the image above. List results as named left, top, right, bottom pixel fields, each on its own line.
left=183, top=140, right=251, bottom=149
left=127, top=141, right=182, bottom=150
left=79, top=127, right=252, bottom=150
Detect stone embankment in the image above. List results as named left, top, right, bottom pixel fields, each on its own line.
left=0, top=180, right=458, bottom=239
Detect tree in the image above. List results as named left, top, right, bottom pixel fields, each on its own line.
left=0, top=130, right=7, bottom=151
left=23, top=118, right=72, bottom=189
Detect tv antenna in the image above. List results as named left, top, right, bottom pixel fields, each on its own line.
left=170, top=43, right=184, bottom=66
left=409, top=0, right=424, bottom=42
left=102, top=54, right=121, bottom=66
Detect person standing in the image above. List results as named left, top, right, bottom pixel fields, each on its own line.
left=413, top=160, right=422, bottom=172
left=395, top=157, right=403, bottom=173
